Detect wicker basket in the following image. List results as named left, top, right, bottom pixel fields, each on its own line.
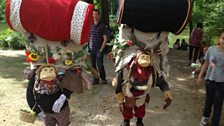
left=20, top=109, right=36, bottom=123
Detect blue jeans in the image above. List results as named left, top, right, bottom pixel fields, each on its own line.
left=203, top=80, right=224, bottom=126
left=89, top=50, right=106, bottom=81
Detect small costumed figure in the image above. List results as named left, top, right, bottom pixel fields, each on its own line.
left=115, top=51, right=172, bottom=126
left=26, top=65, right=72, bottom=126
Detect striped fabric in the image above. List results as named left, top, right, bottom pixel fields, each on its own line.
left=89, top=22, right=107, bottom=51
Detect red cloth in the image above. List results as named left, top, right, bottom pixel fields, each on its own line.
left=6, top=0, right=93, bottom=44
left=189, top=28, right=203, bottom=47
left=122, top=91, right=145, bottom=119
left=122, top=104, right=145, bottom=119
left=5, top=0, right=12, bottom=30
left=20, top=0, right=77, bottom=41
left=38, top=79, right=58, bottom=94
left=81, top=5, right=93, bottom=44
left=127, top=61, right=152, bottom=82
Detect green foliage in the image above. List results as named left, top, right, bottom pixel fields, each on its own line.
left=192, top=0, right=224, bottom=45
left=93, top=0, right=101, bottom=10
left=0, top=29, right=26, bottom=49
left=0, top=0, right=6, bottom=22
left=109, top=0, right=118, bottom=15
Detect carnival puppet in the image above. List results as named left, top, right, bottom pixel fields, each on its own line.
left=114, top=50, right=172, bottom=126
left=112, top=0, right=192, bottom=125
left=26, top=65, right=72, bottom=126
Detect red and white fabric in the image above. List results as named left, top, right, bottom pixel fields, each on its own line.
left=6, top=0, right=94, bottom=45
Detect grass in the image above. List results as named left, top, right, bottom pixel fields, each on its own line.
left=0, top=51, right=26, bottom=82
left=0, top=22, right=8, bottom=31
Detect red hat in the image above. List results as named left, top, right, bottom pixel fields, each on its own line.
left=6, top=0, right=93, bottom=45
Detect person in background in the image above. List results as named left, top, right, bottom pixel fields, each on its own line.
left=196, top=29, right=224, bottom=126
left=189, top=23, right=203, bottom=64
left=192, top=46, right=209, bottom=75
left=88, top=9, right=108, bottom=85
left=173, top=39, right=180, bottom=50
left=198, top=42, right=206, bottom=60
left=180, top=39, right=188, bottom=50
left=104, top=25, right=114, bottom=54
left=198, top=45, right=209, bottom=64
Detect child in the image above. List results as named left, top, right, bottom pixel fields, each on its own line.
left=196, top=29, right=224, bottom=126
left=192, top=46, right=209, bottom=75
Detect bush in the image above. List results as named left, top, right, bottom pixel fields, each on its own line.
left=0, top=0, right=6, bottom=22
left=0, top=29, right=26, bottom=49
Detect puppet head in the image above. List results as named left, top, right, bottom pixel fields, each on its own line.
left=36, top=65, right=57, bottom=81
left=136, top=51, right=151, bottom=67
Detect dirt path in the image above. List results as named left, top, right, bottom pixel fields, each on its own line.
left=0, top=49, right=223, bottom=126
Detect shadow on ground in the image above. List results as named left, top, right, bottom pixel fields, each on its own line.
left=0, top=55, right=26, bottom=81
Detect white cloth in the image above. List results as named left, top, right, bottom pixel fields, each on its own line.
left=115, top=25, right=170, bottom=77
left=37, top=111, right=46, bottom=122
left=52, top=94, right=66, bottom=113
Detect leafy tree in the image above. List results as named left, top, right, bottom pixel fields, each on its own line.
left=100, top=0, right=109, bottom=27
left=0, top=0, right=6, bottom=22
left=191, top=0, right=224, bottom=45
left=0, top=29, right=26, bottom=49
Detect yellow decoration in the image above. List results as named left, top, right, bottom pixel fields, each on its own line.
left=30, top=111, right=36, bottom=116
left=28, top=53, right=40, bottom=61
left=64, top=60, right=73, bottom=66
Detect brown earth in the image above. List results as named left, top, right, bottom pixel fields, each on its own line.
left=0, top=49, right=223, bottom=126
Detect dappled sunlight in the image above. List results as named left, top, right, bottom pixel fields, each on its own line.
left=0, top=50, right=24, bottom=57
left=0, top=53, right=26, bottom=81
left=198, top=89, right=206, bottom=94
left=146, top=108, right=169, bottom=114
left=175, top=74, right=194, bottom=81
left=176, top=77, right=187, bottom=81
left=172, top=83, right=192, bottom=93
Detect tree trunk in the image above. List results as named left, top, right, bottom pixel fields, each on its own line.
left=100, top=0, right=109, bottom=28
left=189, top=0, right=194, bottom=38
left=189, top=19, right=193, bottom=36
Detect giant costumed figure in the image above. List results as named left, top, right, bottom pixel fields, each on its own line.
left=6, top=0, right=94, bottom=125
left=112, top=0, right=192, bottom=126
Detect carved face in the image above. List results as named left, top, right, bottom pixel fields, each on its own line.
left=137, top=53, right=151, bottom=67
left=39, top=66, right=57, bottom=81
